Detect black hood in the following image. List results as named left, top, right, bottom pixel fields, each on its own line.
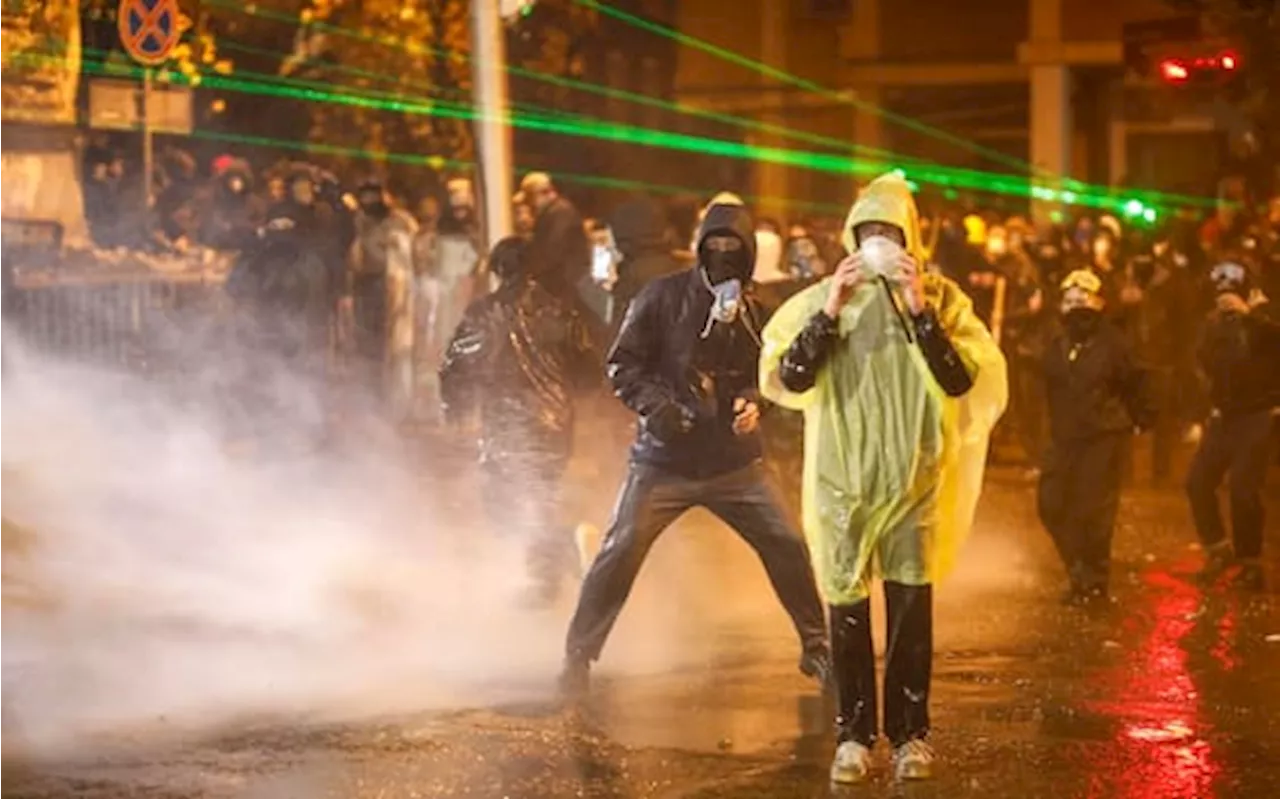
left=695, top=203, right=756, bottom=281
left=610, top=195, right=667, bottom=258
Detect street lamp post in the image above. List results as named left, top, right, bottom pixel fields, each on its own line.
left=471, top=0, right=517, bottom=251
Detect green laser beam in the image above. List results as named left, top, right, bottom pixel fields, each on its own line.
left=207, top=1, right=1213, bottom=210
left=56, top=50, right=1160, bottom=216
left=215, top=38, right=594, bottom=127
left=574, top=0, right=1207, bottom=212
left=208, top=0, right=930, bottom=165
left=574, top=0, right=1041, bottom=174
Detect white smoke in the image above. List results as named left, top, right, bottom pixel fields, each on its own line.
left=1, top=344, right=536, bottom=747
left=0, top=329, right=767, bottom=758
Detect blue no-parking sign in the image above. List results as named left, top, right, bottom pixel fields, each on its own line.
left=117, top=0, right=181, bottom=66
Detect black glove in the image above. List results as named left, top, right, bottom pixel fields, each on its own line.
left=643, top=401, right=696, bottom=442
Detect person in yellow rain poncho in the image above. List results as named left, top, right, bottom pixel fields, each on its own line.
left=759, top=173, right=1007, bottom=785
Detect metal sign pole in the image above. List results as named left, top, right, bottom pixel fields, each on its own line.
left=142, top=67, right=154, bottom=216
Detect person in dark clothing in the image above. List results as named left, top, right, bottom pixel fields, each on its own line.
left=200, top=157, right=265, bottom=251
left=1186, top=261, right=1280, bottom=591
left=560, top=201, right=831, bottom=696
left=1038, top=269, right=1155, bottom=605
left=224, top=174, right=344, bottom=443
left=520, top=172, right=592, bottom=304
left=439, top=237, right=601, bottom=602
left=608, top=195, right=682, bottom=328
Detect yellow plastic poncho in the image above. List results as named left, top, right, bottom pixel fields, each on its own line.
left=759, top=174, right=1008, bottom=604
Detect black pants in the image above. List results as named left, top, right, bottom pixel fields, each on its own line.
left=482, top=456, right=576, bottom=600
left=1038, top=433, right=1127, bottom=595
left=831, top=583, right=933, bottom=748
left=564, top=461, right=826, bottom=661
left=1186, top=411, right=1273, bottom=560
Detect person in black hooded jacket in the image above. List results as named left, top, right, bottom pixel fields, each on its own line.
left=609, top=194, right=682, bottom=328
left=560, top=200, right=830, bottom=696
left=1038, top=269, right=1154, bottom=604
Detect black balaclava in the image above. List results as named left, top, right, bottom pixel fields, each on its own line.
left=1064, top=307, right=1102, bottom=343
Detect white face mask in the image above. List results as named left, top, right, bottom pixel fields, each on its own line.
left=986, top=237, right=1008, bottom=257
left=858, top=235, right=903, bottom=277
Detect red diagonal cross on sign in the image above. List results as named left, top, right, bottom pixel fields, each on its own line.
left=126, top=0, right=169, bottom=51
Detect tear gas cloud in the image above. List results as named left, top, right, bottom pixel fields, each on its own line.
left=0, top=304, right=1039, bottom=758
left=0, top=327, right=728, bottom=757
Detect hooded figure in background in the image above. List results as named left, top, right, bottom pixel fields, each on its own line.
left=760, top=173, right=1006, bottom=784
left=439, top=237, right=601, bottom=603
left=1038, top=269, right=1153, bottom=604
left=347, top=178, right=418, bottom=415
left=609, top=195, right=681, bottom=327
left=1186, top=261, right=1279, bottom=592
left=201, top=157, right=265, bottom=252
left=561, top=200, right=830, bottom=699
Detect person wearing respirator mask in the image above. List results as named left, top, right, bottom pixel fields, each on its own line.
left=561, top=200, right=831, bottom=700
left=1185, top=262, right=1279, bottom=592
left=760, top=173, right=1007, bottom=784
left=1038, top=270, right=1154, bottom=607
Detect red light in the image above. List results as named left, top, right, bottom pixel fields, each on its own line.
left=1219, top=52, right=1238, bottom=70
left=1160, top=59, right=1190, bottom=82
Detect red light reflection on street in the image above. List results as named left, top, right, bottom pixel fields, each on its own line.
left=1083, top=574, right=1220, bottom=799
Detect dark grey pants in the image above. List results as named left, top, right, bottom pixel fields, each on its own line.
left=1187, top=410, right=1273, bottom=560
left=564, top=461, right=827, bottom=661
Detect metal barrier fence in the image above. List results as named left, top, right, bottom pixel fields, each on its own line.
left=6, top=270, right=229, bottom=371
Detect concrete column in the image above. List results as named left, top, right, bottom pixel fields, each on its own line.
left=753, top=0, right=789, bottom=219
left=1027, top=0, right=1070, bottom=224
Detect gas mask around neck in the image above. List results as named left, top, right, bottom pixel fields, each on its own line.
left=700, top=269, right=743, bottom=338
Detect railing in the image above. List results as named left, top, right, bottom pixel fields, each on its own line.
left=5, top=255, right=231, bottom=372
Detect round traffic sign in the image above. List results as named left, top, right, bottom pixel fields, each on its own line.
left=118, top=0, right=181, bottom=66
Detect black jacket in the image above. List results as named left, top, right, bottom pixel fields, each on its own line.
left=1043, top=319, right=1155, bottom=442
left=528, top=195, right=591, bottom=301
left=439, top=277, right=600, bottom=468
left=1197, top=304, right=1280, bottom=418
left=608, top=203, right=765, bottom=479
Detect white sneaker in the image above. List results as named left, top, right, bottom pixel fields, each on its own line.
left=830, top=740, right=873, bottom=784
left=892, top=738, right=935, bottom=781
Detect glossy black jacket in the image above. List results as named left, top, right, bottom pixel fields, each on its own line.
left=439, top=276, right=600, bottom=468
left=607, top=203, right=766, bottom=478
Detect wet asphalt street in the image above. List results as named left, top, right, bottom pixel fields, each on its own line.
left=4, top=465, right=1280, bottom=799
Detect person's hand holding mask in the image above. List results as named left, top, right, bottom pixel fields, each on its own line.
left=891, top=251, right=926, bottom=314
left=824, top=252, right=867, bottom=319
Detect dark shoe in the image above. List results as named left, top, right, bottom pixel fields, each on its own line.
left=799, top=643, right=833, bottom=688
left=1235, top=562, right=1266, bottom=593
left=1197, top=542, right=1235, bottom=585
left=558, top=655, right=590, bottom=700
left=1061, top=585, right=1109, bottom=607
